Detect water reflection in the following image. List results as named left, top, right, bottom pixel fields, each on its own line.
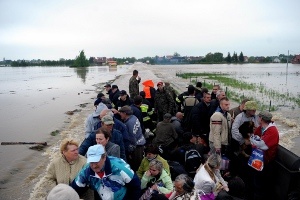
left=74, top=67, right=89, bottom=83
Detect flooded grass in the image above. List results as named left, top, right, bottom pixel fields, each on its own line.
left=177, top=72, right=300, bottom=110
left=50, top=130, right=59, bottom=136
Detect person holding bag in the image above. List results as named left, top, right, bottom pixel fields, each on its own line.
left=248, top=111, right=279, bottom=200
left=140, top=159, right=173, bottom=200
left=194, top=154, right=229, bottom=199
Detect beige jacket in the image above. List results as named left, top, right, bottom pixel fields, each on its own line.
left=45, top=154, right=86, bottom=187
left=209, top=112, right=232, bottom=149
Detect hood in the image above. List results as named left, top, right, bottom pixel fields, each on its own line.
left=93, top=103, right=108, bottom=117
left=142, top=79, right=154, bottom=87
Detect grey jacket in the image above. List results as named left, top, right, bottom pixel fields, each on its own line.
left=105, top=141, right=120, bottom=158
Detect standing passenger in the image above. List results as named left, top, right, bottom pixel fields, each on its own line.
left=119, top=105, right=146, bottom=171
left=249, top=111, right=279, bottom=200
left=209, top=97, right=231, bottom=155
left=229, top=98, right=250, bottom=120
left=154, top=82, right=174, bottom=122
left=129, top=69, right=141, bottom=99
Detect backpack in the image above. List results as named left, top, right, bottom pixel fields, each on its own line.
left=167, top=160, right=188, bottom=181
left=184, top=148, right=202, bottom=175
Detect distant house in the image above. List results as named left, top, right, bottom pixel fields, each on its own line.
left=273, top=57, right=280, bottom=63
left=107, top=58, right=117, bottom=67
left=94, top=57, right=106, bottom=65
left=292, top=55, right=300, bottom=64
left=255, top=56, right=265, bottom=63
left=170, top=56, right=186, bottom=64
left=243, top=56, right=249, bottom=62
left=187, top=56, right=204, bottom=61
left=165, top=55, right=173, bottom=60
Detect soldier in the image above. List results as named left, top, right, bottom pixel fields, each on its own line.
left=129, top=69, right=141, bottom=99
left=154, top=82, right=174, bottom=122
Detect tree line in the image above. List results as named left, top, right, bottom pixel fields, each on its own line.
left=8, top=50, right=295, bottom=67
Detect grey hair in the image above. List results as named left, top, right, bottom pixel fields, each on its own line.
left=149, top=159, right=163, bottom=172
left=207, top=154, right=222, bottom=168
left=100, top=109, right=114, bottom=118
left=175, top=174, right=189, bottom=183
left=216, top=90, right=225, bottom=97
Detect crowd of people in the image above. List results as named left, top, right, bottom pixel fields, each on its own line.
left=45, top=69, right=279, bottom=200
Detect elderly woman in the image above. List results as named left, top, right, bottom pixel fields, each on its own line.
left=193, top=154, right=228, bottom=198
left=45, top=138, right=86, bottom=187
left=96, top=127, right=120, bottom=158
left=165, top=174, right=195, bottom=200
left=137, top=144, right=170, bottom=179
left=140, top=159, right=173, bottom=199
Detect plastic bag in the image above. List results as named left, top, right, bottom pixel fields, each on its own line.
left=248, top=147, right=264, bottom=171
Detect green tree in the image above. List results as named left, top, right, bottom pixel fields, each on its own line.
left=213, top=52, right=223, bottom=63
left=173, top=52, right=181, bottom=57
left=205, top=53, right=214, bottom=63
left=73, top=50, right=89, bottom=67
left=248, top=56, right=255, bottom=63
left=89, top=57, right=95, bottom=64
left=239, top=52, right=244, bottom=62
left=232, top=52, right=238, bottom=63
left=225, top=52, right=231, bottom=63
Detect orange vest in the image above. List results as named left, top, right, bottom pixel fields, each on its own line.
left=144, top=87, right=151, bottom=98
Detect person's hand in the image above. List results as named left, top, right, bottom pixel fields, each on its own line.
left=216, top=148, right=221, bottom=154
left=223, top=186, right=229, bottom=192
left=145, top=170, right=151, bottom=177
left=111, top=108, right=118, bottom=114
left=151, top=184, right=158, bottom=191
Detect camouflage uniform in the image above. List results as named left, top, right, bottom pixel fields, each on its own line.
left=129, top=76, right=140, bottom=99
left=154, top=88, right=174, bottom=121
left=164, top=84, right=177, bottom=114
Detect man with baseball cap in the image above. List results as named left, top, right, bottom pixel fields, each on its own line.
left=118, top=105, right=145, bottom=171
left=72, top=144, right=141, bottom=199
left=232, top=101, right=260, bottom=152
left=116, top=90, right=133, bottom=109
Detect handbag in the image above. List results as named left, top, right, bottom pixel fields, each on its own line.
left=139, top=188, right=154, bottom=200
left=197, top=190, right=215, bottom=200
left=248, top=147, right=264, bottom=171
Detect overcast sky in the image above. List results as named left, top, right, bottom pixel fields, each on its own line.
left=0, top=0, right=299, bottom=60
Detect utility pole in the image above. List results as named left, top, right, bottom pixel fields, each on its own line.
left=286, top=50, right=289, bottom=85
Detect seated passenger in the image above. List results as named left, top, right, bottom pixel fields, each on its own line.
left=140, top=159, right=173, bottom=199
left=137, top=144, right=170, bottom=179
left=45, top=138, right=86, bottom=187
left=47, top=183, right=80, bottom=200
left=96, top=127, right=120, bottom=158
left=71, top=144, right=141, bottom=200
left=194, top=154, right=228, bottom=198
left=166, top=174, right=195, bottom=200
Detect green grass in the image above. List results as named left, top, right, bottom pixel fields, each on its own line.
left=176, top=72, right=300, bottom=110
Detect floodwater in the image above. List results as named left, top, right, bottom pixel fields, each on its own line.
left=151, top=63, right=300, bottom=153
left=0, top=63, right=299, bottom=199
left=0, top=65, right=130, bottom=199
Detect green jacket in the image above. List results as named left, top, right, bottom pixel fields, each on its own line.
left=136, top=155, right=170, bottom=179
left=141, top=169, right=173, bottom=194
